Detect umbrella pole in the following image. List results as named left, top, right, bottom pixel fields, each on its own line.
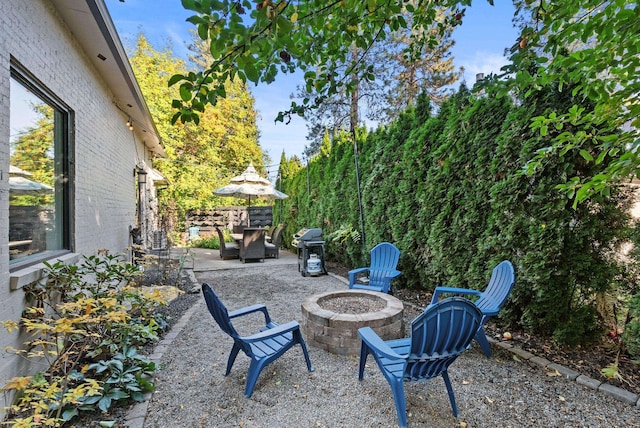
left=247, top=196, right=251, bottom=227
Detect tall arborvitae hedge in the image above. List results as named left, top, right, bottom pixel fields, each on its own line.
left=486, top=82, right=635, bottom=345
left=278, top=83, right=636, bottom=346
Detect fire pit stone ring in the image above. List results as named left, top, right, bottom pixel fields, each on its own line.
left=301, top=289, right=404, bottom=356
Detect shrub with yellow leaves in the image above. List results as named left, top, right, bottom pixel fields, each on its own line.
left=1, top=254, right=170, bottom=426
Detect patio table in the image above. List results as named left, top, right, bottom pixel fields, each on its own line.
left=231, top=230, right=268, bottom=243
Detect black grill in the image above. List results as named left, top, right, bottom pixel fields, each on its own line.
left=292, top=228, right=327, bottom=277
left=291, top=228, right=323, bottom=247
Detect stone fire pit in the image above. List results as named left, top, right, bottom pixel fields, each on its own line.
left=301, top=289, right=404, bottom=356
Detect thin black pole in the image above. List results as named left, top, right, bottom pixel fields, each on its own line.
left=349, top=45, right=366, bottom=258
left=352, top=128, right=366, bottom=256
left=278, top=173, right=283, bottom=222
left=306, top=157, right=310, bottom=197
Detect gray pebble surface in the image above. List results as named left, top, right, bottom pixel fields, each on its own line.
left=142, top=265, right=640, bottom=428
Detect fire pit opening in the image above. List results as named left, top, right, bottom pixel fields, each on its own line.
left=318, top=294, right=386, bottom=314
left=301, top=290, right=404, bottom=356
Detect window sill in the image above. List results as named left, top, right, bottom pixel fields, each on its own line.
left=10, top=253, right=80, bottom=291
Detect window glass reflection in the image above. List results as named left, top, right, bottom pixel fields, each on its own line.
left=9, top=76, right=60, bottom=262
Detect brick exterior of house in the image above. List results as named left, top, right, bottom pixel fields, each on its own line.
left=0, top=0, right=164, bottom=406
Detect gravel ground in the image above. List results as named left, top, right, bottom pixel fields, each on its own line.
left=142, top=265, right=640, bottom=428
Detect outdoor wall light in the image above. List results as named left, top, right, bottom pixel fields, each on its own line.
left=127, top=117, right=133, bottom=131
left=137, top=166, right=147, bottom=185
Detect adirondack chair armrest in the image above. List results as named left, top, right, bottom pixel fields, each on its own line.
left=349, top=267, right=370, bottom=276
left=386, top=269, right=402, bottom=279
left=243, top=320, right=301, bottom=343
left=228, top=304, right=272, bottom=325
left=430, top=287, right=483, bottom=305
left=349, top=267, right=371, bottom=286
left=358, top=327, right=406, bottom=361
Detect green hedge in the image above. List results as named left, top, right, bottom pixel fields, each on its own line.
left=278, top=82, right=637, bottom=346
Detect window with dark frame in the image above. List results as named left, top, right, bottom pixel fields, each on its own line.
left=9, top=64, right=72, bottom=269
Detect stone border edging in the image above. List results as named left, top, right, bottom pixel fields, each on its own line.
left=492, top=337, right=640, bottom=406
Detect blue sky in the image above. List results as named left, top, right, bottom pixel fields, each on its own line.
left=106, top=0, right=518, bottom=175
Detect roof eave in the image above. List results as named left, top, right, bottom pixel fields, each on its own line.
left=50, top=0, right=165, bottom=157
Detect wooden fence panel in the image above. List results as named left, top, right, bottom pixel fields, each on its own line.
left=186, top=207, right=273, bottom=237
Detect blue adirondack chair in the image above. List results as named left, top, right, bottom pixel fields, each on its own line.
left=358, top=297, right=483, bottom=428
left=429, top=260, right=515, bottom=358
left=349, top=242, right=401, bottom=293
left=201, top=283, right=314, bottom=397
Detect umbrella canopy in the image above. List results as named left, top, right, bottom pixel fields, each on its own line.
left=214, top=182, right=288, bottom=201
left=9, top=165, right=33, bottom=177
left=9, top=176, right=54, bottom=196
left=214, top=162, right=288, bottom=226
left=229, top=162, right=271, bottom=185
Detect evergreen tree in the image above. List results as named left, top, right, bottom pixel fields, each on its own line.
left=370, top=8, right=459, bottom=121
left=278, top=80, right=637, bottom=346
left=487, top=80, right=634, bottom=345
left=296, top=7, right=459, bottom=155
left=10, top=104, right=55, bottom=206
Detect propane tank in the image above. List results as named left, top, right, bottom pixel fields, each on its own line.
left=307, top=253, right=322, bottom=276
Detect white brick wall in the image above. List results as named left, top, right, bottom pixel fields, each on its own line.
left=0, top=0, right=157, bottom=400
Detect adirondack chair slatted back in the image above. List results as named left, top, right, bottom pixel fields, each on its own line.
left=369, top=243, right=400, bottom=287
left=349, top=242, right=401, bottom=293
left=202, top=283, right=241, bottom=339
left=474, top=260, right=515, bottom=316
left=201, top=283, right=314, bottom=397
left=407, top=298, right=482, bottom=380
left=358, top=297, right=483, bottom=426
left=428, top=260, right=515, bottom=358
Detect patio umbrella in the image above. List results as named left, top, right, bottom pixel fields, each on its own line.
left=9, top=176, right=54, bottom=196
left=229, top=162, right=271, bottom=185
left=9, top=165, right=53, bottom=196
left=9, top=165, right=33, bottom=177
left=213, top=162, right=288, bottom=226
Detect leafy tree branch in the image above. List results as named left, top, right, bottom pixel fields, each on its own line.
left=174, top=0, right=639, bottom=205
